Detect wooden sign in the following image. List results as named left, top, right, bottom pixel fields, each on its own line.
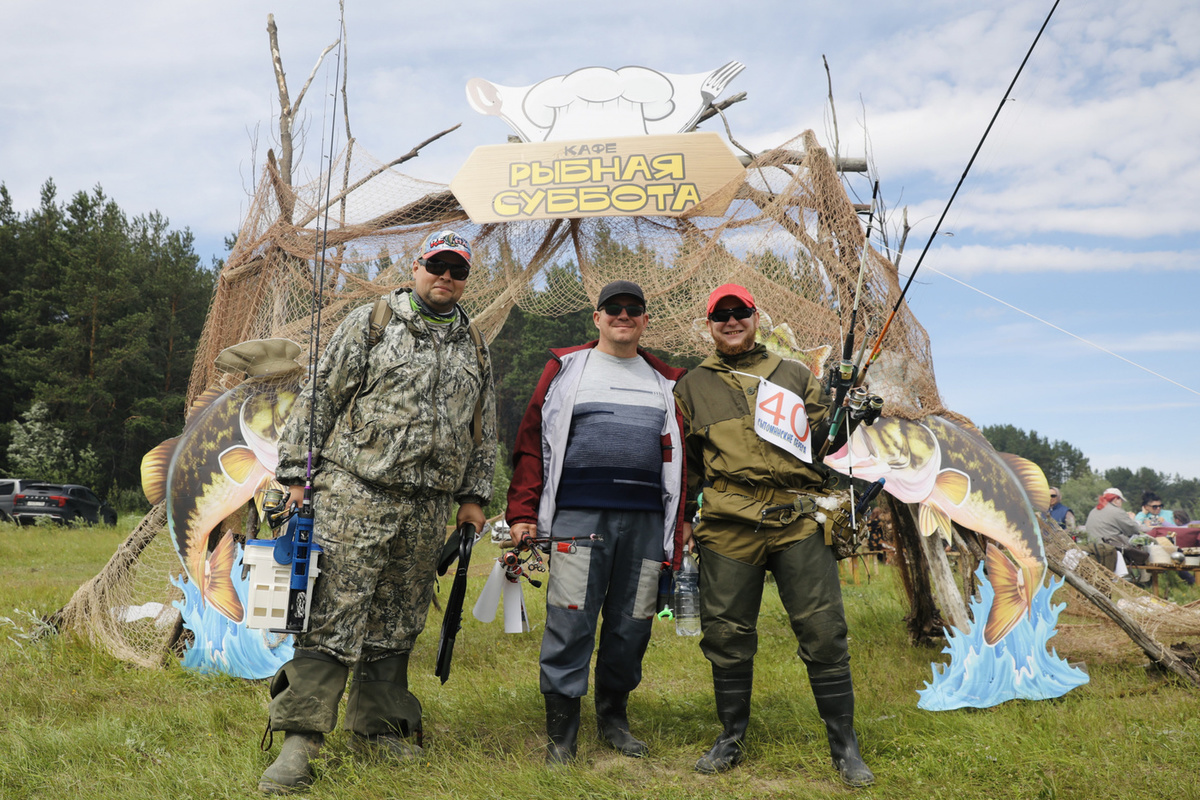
left=450, top=132, right=746, bottom=223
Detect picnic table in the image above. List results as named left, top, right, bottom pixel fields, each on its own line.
left=1133, top=563, right=1200, bottom=598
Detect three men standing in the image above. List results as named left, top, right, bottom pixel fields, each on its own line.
left=262, top=230, right=496, bottom=793
left=261, top=264, right=872, bottom=788
left=506, top=280, right=688, bottom=764
left=673, top=283, right=874, bottom=787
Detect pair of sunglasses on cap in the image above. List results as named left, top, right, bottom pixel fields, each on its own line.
left=708, top=306, right=755, bottom=323
left=419, top=257, right=470, bottom=281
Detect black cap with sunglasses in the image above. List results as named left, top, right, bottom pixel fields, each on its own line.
left=596, top=280, right=645, bottom=310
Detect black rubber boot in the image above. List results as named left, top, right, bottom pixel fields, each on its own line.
left=810, top=672, right=875, bottom=788
left=344, top=654, right=424, bottom=761
left=595, top=688, right=648, bottom=757
left=258, top=732, right=324, bottom=794
left=694, top=665, right=753, bottom=774
left=544, top=693, right=581, bottom=765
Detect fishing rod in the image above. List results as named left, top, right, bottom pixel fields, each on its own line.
left=857, top=0, right=1062, bottom=387
left=273, top=9, right=346, bottom=636
left=821, top=179, right=879, bottom=460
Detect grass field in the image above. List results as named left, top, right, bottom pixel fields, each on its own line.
left=2, top=517, right=1199, bottom=800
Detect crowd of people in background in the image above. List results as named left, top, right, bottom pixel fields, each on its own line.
left=1045, top=485, right=1197, bottom=584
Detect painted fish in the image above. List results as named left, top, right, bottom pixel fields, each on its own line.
left=825, top=415, right=1050, bottom=645
left=141, top=372, right=301, bottom=622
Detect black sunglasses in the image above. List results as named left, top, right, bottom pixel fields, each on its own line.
left=420, top=257, right=470, bottom=281
left=600, top=303, right=645, bottom=318
left=708, top=306, right=755, bottom=323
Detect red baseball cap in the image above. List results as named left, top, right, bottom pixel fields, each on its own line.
left=706, top=283, right=756, bottom=315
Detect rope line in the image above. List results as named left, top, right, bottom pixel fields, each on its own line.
left=926, top=265, right=1200, bottom=398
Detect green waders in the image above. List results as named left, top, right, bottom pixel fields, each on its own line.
left=260, top=652, right=349, bottom=794
left=693, top=536, right=872, bottom=786
left=344, top=653, right=425, bottom=760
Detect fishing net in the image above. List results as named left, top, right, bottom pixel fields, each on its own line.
left=1043, top=522, right=1200, bottom=642
left=52, top=127, right=1200, bottom=670
left=187, top=129, right=945, bottom=420
left=49, top=504, right=186, bottom=668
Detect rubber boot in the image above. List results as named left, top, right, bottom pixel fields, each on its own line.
left=260, top=652, right=348, bottom=794
left=344, top=654, right=424, bottom=762
left=544, top=693, right=581, bottom=765
left=595, top=687, right=648, bottom=757
left=258, top=732, right=324, bottom=794
left=694, top=665, right=753, bottom=774
left=810, top=672, right=875, bottom=788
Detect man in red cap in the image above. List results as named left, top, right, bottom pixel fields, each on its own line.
left=673, top=283, right=874, bottom=787
left=262, top=229, right=496, bottom=793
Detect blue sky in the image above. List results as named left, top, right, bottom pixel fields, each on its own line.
left=2, top=0, right=1197, bottom=478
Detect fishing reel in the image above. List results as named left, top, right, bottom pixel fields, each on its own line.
left=500, top=544, right=545, bottom=588
left=847, top=387, right=885, bottom=426
left=262, top=487, right=294, bottom=529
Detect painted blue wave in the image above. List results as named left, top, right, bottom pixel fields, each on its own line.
left=172, top=542, right=295, bottom=679
left=917, top=563, right=1088, bottom=710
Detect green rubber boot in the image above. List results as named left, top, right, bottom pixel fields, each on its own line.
left=810, top=672, right=875, bottom=788
left=344, top=654, right=425, bottom=761
left=258, top=732, right=324, bottom=794
left=545, top=693, right=581, bottom=766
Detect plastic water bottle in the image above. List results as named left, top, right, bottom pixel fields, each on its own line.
left=674, top=546, right=701, bottom=636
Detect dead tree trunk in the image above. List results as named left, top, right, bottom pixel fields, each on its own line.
left=884, top=495, right=945, bottom=644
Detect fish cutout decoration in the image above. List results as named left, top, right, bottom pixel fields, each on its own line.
left=142, top=368, right=301, bottom=622
left=826, top=415, right=1050, bottom=645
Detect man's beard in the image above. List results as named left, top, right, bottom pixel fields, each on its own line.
left=714, top=336, right=755, bottom=356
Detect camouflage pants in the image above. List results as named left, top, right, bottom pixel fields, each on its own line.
left=296, top=463, right=454, bottom=664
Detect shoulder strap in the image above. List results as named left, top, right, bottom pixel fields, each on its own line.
left=367, top=295, right=393, bottom=348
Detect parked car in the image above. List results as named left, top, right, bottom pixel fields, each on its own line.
left=0, top=478, right=44, bottom=522
left=11, top=483, right=117, bottom=526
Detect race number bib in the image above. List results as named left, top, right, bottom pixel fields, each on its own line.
left=752, top=377, right=812, bottom=463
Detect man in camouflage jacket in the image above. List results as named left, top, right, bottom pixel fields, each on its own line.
left=259, top=230, right=497, bottom=794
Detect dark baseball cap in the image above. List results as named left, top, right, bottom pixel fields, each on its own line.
left=596, top=280, right=645, bottom=309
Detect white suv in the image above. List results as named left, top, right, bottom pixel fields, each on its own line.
left=0, top=479, right=42, bottom=522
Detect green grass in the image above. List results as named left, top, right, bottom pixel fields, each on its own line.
left=2, top=520, right=1199, bottom=800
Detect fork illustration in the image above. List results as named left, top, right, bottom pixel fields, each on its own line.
left=680, top=60, right=746, bottom=132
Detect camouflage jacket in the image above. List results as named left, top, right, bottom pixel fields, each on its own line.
left=673, top=344, right=836, bottom=526
left=276, top=289, right=497, bottom=505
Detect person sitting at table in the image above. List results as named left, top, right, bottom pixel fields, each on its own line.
left=1134, top=491, right=1175, bottom=528
left=1084, top=488, right=1150, bottom=575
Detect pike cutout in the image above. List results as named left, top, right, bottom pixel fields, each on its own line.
left=825, top=415, right=1050, bottom=645
left=141, top=372, right=301, bottom=622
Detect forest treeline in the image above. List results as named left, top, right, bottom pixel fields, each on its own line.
left=0, top=182, right=215, bottom=506
left=1, top=184, right=1194, bottom=517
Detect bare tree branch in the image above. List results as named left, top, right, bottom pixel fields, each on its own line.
left=823, top=55, right=840, bottom=167
left=267, top=13, right=338, bottom=191
left=693, top=91, right=747, bottom=128
left=294, top=124, right=463, bottom=228
left=293, top=40, right=339, bottom=118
